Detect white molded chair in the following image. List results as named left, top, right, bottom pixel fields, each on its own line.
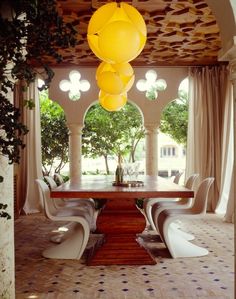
left=151, top=174, right=199, bottom=235
left=44, top=176, right=97, bottom=231
left=53, top=173, right=64, bottom=185
left=173, top=172, right=183, bottom=184
left=155, top=177, right=214, bottom=258
left=54, top=173, right=103, bottom=223
left=44, top=176, right=94, bottom=208
left=53, top=174, right=97, bottom=209
left=144, top=173, right=198, bottom=232
left=36, top=179, right=91, bottom=259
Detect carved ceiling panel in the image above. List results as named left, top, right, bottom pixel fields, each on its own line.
left=48, top=0, right=222, bottom=66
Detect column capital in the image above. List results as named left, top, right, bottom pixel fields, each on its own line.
left=144, top=123, right=159, bottom=133
left=67, top=123, right=84, bottom=135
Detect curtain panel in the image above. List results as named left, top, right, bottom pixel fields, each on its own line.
left=23, top=80, right=44, bottom=214
left=186, top=65, right=232, bottom=212
left=14, top=80, right=43, bottom=214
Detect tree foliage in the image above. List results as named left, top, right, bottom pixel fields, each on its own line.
left=159, top=90, right=188, bottom=145
left=82, top=103, right=145, bottom=174
left=40, top=91, right=69, bottom=175
left=0, top=94, right=28, bottom=164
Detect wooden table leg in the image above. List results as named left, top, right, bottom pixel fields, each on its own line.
left=87, top=198, right=156, bottom=266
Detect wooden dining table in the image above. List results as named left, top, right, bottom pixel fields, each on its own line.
left=50, top=175, right=194, bottom=266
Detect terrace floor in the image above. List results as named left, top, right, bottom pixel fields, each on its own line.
left=15, top=213, right=234, bottom=299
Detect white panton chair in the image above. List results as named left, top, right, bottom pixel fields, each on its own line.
left=36, top=179, right=91, bottom=259
left=151, top=174, right=199, bottom=234
left=144, top=174, right=198, bottom=232
left=173, top=172, right=183, bottom=184
left=155, top=177, right=214, bottom=258
left=44, top=176, right=97, bottom=231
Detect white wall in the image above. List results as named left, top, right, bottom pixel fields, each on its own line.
left=49, top=66, right=188, bottom=128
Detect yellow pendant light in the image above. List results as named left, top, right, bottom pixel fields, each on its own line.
left=99, top=90, right=127, bottom=111
left=87, top=2, right=147, bottom=64
left=96, top=61, right=135, bottom=95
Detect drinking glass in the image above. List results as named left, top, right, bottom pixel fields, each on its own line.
left=126, top=163, right=135, bottom=181
left=122, top=164, right=128, bottom=182
left=133, top=161, right=140, bottom=181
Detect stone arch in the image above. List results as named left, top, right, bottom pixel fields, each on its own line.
left=129, top=67, right=188, bottom=128
left=81, top=98, right=144, bottom=126
left=126, top=99, right=145, bottom=124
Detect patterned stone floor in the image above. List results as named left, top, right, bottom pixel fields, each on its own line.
left=15, top=213, right=234, bottom=299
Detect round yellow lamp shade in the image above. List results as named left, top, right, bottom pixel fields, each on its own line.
left=99, top=90, right=127, bottom=111
left=87, top=2, right=147, bottom=63
left=96, top=61, right=134, bottom=95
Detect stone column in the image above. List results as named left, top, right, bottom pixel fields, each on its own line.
left=145, top=124, right=158, bottom=175
left=68, top=124, right=83, bottom=184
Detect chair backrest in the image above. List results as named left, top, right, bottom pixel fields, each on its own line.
left=44, top=176, right=57, bottom=189
left=35, top=179, right=58, bottom=219
left=191, top=177, right=214, bottom=214
left=185, top=173, right=199, bottom=190
left=178, top=174, right=199, bottom=205
left=44, top=176, right=65, bottom=206
left=54, top=173, right=64, bottom=185
left=173, top=172, right=183, bottom=184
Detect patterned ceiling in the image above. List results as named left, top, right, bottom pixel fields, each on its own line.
left=54, top=0, right=221, bottom=67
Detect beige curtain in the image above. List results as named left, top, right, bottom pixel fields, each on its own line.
left=224, top=175, right=234, bottom=223
left=186, top=65, right=231, bottom=212
left=22, top=80, right=43, bottom=214
left=215, top=84, right=234, bottom=221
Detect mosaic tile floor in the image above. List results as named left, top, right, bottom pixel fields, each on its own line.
left=15, top=213, right=234, bottom=299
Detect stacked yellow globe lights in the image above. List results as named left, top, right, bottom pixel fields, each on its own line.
left=87, top=2, right=147, bottom=111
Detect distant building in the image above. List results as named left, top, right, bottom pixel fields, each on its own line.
left=158, top=131, right=186, bottom=178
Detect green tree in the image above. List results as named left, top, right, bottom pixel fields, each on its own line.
left=82, top=103, right=144, bottom=174
left=40, top=91, right=69, bottom=175
left=159, top=90, right=188, bottom=145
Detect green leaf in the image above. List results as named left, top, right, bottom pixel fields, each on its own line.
left=159, top=93, right=188, bottom=146
left=40, top=92, right=69, bottom=174
left=24, top=99, right=35, bottom=110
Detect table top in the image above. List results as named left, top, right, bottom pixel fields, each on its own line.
left=51, top=175, right=194, bottom=199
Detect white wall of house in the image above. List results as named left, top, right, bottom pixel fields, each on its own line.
left=158, top=132, right=186, bottom=177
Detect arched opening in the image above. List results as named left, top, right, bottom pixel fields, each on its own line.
left=39, top=87, right=69, bottom=177
left=82, top=101, right=145, bottom=176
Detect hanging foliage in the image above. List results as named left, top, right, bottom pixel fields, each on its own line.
left=0, top=0, right=78, bottom=217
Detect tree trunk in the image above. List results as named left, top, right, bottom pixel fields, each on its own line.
left=104, top=155, right=110, bottom=174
